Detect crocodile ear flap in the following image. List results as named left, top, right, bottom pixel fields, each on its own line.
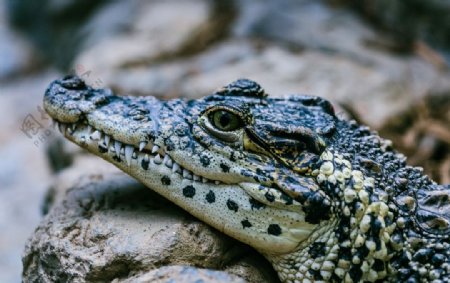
left=415, top=184, right=450, bottom=236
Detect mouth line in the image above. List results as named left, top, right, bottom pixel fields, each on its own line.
left=52, top=118, right=223, bottom=185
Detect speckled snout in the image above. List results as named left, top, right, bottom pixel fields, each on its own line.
left=44, top=76, right=173, bottom=148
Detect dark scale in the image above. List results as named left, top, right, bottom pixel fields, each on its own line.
left=141, top=159, right=149, bottom=170
left=241, top=219, right=252, bottom=228
left=182, top=185, right=196, bottom=198
left=264, top=192, right=275, bottom=202
left=308, top=242, right=326, bottom=258
left=227, top=199, right=239, bottom=212
left=249, top=197, right=265, bottom=210
left=200, top=155, right=210, bottom=167
left=98, top=144, right=108, bottom=153
left=267, top=224, right=282, bottom=236
left=161, top=176, right=171, bottom=185
left=205, top=190, right=215, bottom=203
left=220, top=163, right=230, bottom=172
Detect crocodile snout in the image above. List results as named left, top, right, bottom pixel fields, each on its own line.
left=44, top=76, right=111, bottom=123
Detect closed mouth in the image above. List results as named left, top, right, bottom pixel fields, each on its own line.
left=52, top=118, right=223, bottom=185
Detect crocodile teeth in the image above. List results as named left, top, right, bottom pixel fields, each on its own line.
left=214, top=180, right=220, bottom=185
left=68, top=123, right=77, bottom=134
left=139, top=141, right=147, bottom=152
left=202, top=177, right=208, bottom=183
left=154, top=154, right=162, bottom=164
left=144, top=154, right=149, bottom=162
left=58, top=123, right=66, bottom=134
left=172, top=163, right=180, bottom=173
left=183, top=169, right=193, bottom=180
left=152, top=145, right=160, bottom=154
left=87, top=125, right=93, bottom=134
left=164, top=156, right=173, bottom=168
left=91, top=130, right=101, bottom=140
left=104, top=135, right=111, bottom=147
left=124, top=145, right=134, bottom=166
left=114, top=140, right=122, bottom=157
left=193, top=175, right=201, bottom=181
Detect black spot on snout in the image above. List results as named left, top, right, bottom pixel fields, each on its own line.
left=227, top=199, right=239, bottom=212
left=268, top=224, right=282, bottom=236
left=220, top=163, right=230, bottom=172
left=141, top=159, right=149, bottom=170
left=200, top=155, right=210, bottom=167
left=183, top=185, right=196, bottom=198
left=205, top=190, right=215, bottom=203
left=161, top=176, right=171, bottom=185
left=241, top=219, right=252, bottom=228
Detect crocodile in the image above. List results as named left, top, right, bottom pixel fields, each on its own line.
left=44, top=76, right=450, bottom=283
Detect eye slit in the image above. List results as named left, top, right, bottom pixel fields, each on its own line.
left=209, top=110, right=243, bottom=131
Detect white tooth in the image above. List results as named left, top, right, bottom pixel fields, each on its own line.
left=183, top=169, right=193, bottom=180
left=163, top=155, right=169, bottom=163
left=215, top=180, right=220, bottom=185
left=165, top=157, right=173, bottom=168
left=53, top=120, right=59, bottom=130
left=80, top=136, right=86, bottom=143
left=91, top=130, right=101, bottom=140
left=125, top=145, right=134, bottom=166
left=154, top=154, right=162, bottom=164
left=139, top=141, right=147, bottom=151
left=110, top=145, right=115, bottom=153
left=87, top=125, right=93, bottom=134
left=132, top=151, right=137, bottom=159
left=202, top=177, right=208, bottom=183
left=120, top=147, right=125, bottom=155
left=172, top=163, right=180, bottom=173
left=144, top=154, right=149, bottom=162
left=58, top=123, right=66, bottom=133
left=104, top=135, right=111, bottom=147
left=152, top=145, right=159, bottom=154
left=114, top=140, right=122, bottom=156
left=193, top=175, right=201, bottom=181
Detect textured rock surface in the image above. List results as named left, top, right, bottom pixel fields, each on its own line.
left=22, top=158, right=279, bottom=282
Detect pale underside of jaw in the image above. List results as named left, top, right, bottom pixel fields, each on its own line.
left=53, top=119, right=222, bottom=185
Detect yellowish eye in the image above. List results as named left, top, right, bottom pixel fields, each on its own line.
left=210, top=110, right=243, bottom=131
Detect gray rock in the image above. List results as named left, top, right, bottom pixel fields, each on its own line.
left=121, top=265, right=246, bottom=283
left=23, top=161, right=279, bottom=282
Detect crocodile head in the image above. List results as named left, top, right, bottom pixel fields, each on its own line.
left=44, top=76, right=336, bottom=253
left=44, top=76, right=450, bottom=282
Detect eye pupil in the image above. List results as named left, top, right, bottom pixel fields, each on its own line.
left=210, top=110, right=243, bottom=131
left=219, top=113, right=231, bottom=127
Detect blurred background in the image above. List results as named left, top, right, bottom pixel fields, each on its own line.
left=0, top=0, right=449, bottom=282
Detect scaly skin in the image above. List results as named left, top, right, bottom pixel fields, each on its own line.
left=44, top=76, right=450, bottom=283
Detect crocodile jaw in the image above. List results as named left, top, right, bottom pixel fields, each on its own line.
left=54, top=121, right=314, bottom=254
left=44, top=76, right=317, bottom=255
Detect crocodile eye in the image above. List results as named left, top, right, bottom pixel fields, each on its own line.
left=210, top=110, right=243, bottom=131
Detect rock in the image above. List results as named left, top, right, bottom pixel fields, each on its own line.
left=121, top=265, right=246, bottom=283
left=23, top=160, right=279, bottom=282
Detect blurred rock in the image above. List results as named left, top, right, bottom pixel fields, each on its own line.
left=0, top=0, right=39, bottom=80
left=23, top=160, right=279, bottom=282
left=333, top=0, right=450, bottom=61
left=0, top=70, right=59, bottom=283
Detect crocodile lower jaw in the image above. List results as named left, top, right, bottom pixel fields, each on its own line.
left=52, top=119, right=222, bottom=185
